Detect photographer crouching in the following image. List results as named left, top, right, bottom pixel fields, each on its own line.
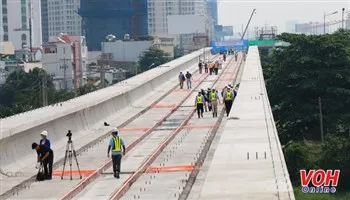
left=32, top=142, right=54, bottom=180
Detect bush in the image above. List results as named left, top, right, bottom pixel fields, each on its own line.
left=319, top=135, right=350, bottom=191
left=283, top=141, right=313, bottom=185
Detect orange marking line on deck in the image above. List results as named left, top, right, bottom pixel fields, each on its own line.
left=184, top=125, right=217, bottom=129
left=146, top=165, right=196, bottom=173
left=150, top=104, right=177, bottom=108
left=119, top=127, right=150, bottom=132
left=52, top=170, right=95, bottom=176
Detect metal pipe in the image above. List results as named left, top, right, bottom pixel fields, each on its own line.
left=241, top=9, right=256, bottom=40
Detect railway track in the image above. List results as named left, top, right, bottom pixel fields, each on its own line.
left=66, top=55, right=244, bottom=200
left=114, top=56, right=244, bottom=200
left=4, top=54, right=219, bottom=200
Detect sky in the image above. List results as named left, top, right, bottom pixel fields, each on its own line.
left=217, top=0, right=350, bottom=33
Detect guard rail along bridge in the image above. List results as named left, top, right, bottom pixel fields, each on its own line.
left=0, top=46, right=294, bottom=200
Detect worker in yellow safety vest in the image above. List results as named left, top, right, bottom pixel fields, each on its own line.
left=210, top=88, right=220, bottom=118
left=107, top=128, right=126, bottom=179
left=224, top=87, right=234, bottom=117
left=195, top=92, right=204, bottom=118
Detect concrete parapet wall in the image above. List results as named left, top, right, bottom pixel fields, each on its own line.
left=199, top=46, right=295, bottom=200
left=0, top=48, right=211, bottom=170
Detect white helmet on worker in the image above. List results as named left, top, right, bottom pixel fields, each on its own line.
left=40, top=130, right=48, bottom=137
left=112, top=127, right=119, bottom=133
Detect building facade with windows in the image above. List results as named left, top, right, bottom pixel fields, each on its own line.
left=1, top=0, right=42, bottom=50
left=207, top=0, right=218, bottom=25
left=79, top=0, right=148, bottom=51
left=42, top=34, right=87, bottom=90
left=147, top=0, right=207, bottom=37
left=41, top=0, right=81, bottom=43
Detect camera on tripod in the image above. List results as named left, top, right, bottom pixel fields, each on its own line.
left=66, top=130, right=72, bottom=142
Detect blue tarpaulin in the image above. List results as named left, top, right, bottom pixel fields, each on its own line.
left=210, top=40, right=248, bottom=54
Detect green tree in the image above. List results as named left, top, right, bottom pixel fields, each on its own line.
left=138, top=46, right=171, bottom=72
left=0, top=68, right=54, bottom=117
left=263, top=30, right=350, bottom=144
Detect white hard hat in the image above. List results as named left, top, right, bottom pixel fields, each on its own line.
left=112, top=127, right=118, bottom=133
left=40, top=130, right=48, bottom=137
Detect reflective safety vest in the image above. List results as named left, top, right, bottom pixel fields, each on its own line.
left=196, top=96, right=203, bottom=104
left=112, top=136, right=122, bottom=152
left=225, top=91, right=233, bottom=101
left=210, top=91, right=217, bottom=100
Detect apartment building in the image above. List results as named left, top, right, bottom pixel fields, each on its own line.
left=148, top=0, right=207, bottom=37
left=41, top=0, right=81, bottom=43
left=1, top=0, right=42, bottom=50
left=42, top=34, right=87, bottom=90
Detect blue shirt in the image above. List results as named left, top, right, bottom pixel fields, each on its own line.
left=109, top=137, right=125, bottom=155
left=39, top=139, right=51, bottom=148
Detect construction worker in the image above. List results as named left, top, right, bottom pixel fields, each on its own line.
left=204, top=62, right=208, bottom=73
left=179, top=72, right=185, bottom=89
left=198, top=61, right=203, bottom=74
left=39, top=130, right=51, bottom=148
left=185, top=71, right=192, bottom=89
left=201, top=89, right=208, bottom=112
left=209, top=61, right=214, bottom=75
left=214, top=61, right=219, bottom=75
left=221, top=85, right=228, bottom=98
left=32, top=142, right=54, bottom=180
left=224, top=87, right=234, bottom=117
left=206, top=88, right=212, bottom=111
left=107, top=128, right=126, bottom=179
left=210, top=88, right=220, bottom=117
left=195, top=92, right=204, bottom=118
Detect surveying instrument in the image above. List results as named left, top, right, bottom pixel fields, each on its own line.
left=61, top=130, right=82, bottom=180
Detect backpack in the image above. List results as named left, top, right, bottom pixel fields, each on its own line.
left=36, top=166, right=45, bottom=181
left=179, top=74, right=185, bottom=81
left=185, top=73, right=191, bottom=79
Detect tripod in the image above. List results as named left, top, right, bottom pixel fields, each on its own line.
left=61, top=137, right=82, bottom=180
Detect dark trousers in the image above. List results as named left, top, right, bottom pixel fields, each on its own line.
left=209, top=68, right=213, bottom=75
left=112, top=154, right=122, bottom=174
left=180, top=81, right=184, bottom=89
left=214, top=68, right=218, bottom=75
left=199, top=66, right=203, bottom=74
left=224, top=100, right=233, bottom=116
left=205, top=67, right=208, bottom=73
left=43, top=153, right=54, bottom=178
left=197, top=104, right=204, bottom=118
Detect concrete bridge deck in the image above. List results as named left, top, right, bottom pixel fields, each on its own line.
left=195, top=46, right=295, bottom=200
left=0, top=47, right=294, bottom=200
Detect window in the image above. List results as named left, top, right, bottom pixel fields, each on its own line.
left=4, top=34, right=8, bottom=41
left=3, top=25, right=8, bottom=32
left=21, top=0, right=26, bottom=4
left=2, top=0, right=6, bottom=6
left=2, top=7, right=7, bottom=14
left=21, top=34, right=27, bottom=41
left=2, top=16, right=7, bottom=23
left=21, top=16, right=27, bottom=22
left=21, top=7, right=26, bottom=13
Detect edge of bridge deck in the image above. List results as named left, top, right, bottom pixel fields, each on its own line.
left=198, top=46, right=295, bottom=200
left=0, top=48, right=211, bottom=139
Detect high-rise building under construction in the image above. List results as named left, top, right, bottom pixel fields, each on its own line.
left=79, top=0, right=148, bottom=51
